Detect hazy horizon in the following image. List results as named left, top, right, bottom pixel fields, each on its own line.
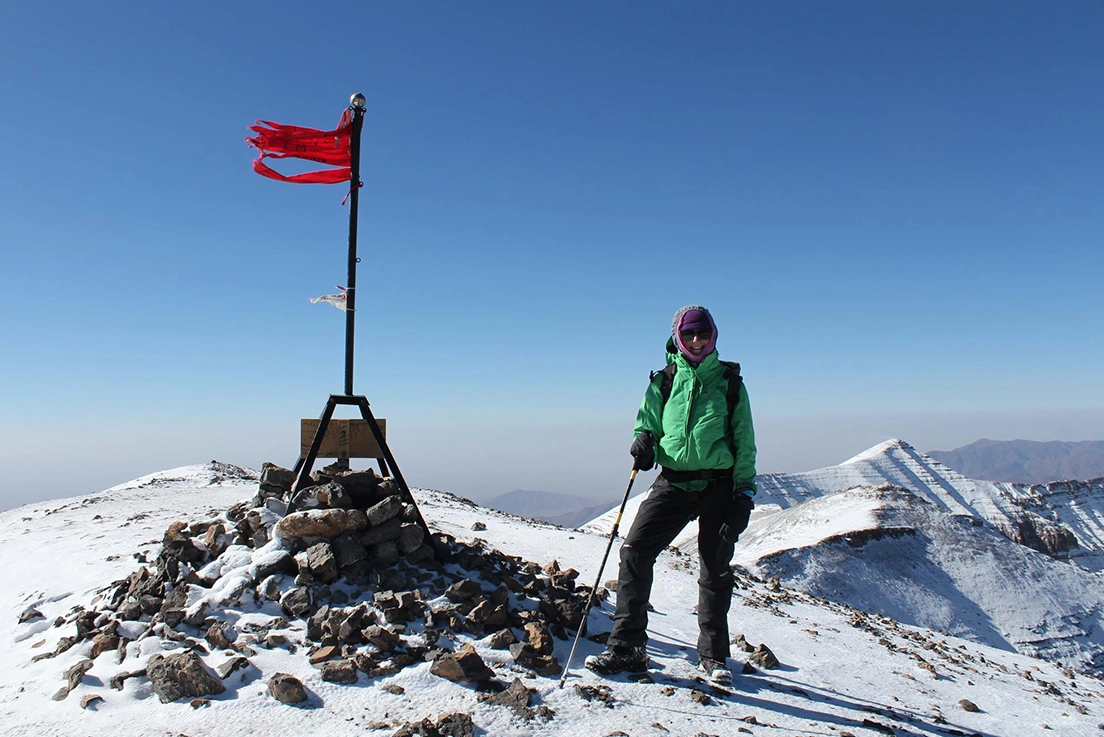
left=5, top=405, right=1102, bottom=513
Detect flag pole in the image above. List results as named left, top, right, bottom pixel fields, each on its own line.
left=344, top=92, right=367, bottom=396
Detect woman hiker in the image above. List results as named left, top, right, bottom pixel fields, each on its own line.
left=585, top=305, right=757, bottom=683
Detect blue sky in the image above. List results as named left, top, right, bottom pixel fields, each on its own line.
left=2, top=1, right=1102, bottom=510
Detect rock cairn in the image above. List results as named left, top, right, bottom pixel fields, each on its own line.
left=37, top=461, right=590, bottom=716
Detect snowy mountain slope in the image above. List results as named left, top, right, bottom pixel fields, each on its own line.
left=1014, top=478, right=1104, bottom=568
left=733, top=485, right=1104, bottom=675
left=755, top=439, right=1104, bottom=572
left=1, top=463, right=1102, bottom=737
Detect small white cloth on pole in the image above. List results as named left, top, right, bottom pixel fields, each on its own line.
left=310, top=286, right=348, bottom=311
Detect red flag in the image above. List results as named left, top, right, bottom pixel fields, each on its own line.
left=246, top=109, right=353, bottom=184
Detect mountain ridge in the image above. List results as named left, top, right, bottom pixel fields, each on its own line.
left=484, top=488, right=622, bottom=528
left=928, top=438, right=1104, bottom=484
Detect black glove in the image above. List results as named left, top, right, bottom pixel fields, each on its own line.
left=719, top=492, right=754, bottom=544
left=630, top=431, right=656, bottom=471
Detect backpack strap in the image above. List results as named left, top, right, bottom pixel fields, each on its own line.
left=649, top=363, right=678, bottom=405
left=719, top=361, right=743, bottom=418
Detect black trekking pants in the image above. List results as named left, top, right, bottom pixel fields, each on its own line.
left=607, top=476, right=738, bottom=661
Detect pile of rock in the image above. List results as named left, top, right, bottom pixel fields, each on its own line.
left=36, top=462, right=591, bottom=714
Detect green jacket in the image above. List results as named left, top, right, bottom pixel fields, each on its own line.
left=633, top=339, right=757, bottom=495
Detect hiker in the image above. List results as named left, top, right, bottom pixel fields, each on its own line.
left=586, top=305, right=756, bottom=682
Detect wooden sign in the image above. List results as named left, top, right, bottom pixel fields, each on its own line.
left=300, top=418, right=386, bottom=459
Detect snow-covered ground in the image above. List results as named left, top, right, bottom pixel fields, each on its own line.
left=2, top=460, right=1103, bottom=737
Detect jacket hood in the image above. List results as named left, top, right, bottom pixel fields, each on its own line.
left=671, top=305, right=718, bottom=365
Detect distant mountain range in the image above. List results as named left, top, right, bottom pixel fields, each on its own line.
left=490, top=437, right=1104, bottom=529
left=928, top=438, right=1104, bottom=484
left=483, top=489, right=621, bottom=529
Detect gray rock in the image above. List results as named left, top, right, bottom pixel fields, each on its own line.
left=216, top=656, right=250, bottom=679
left=398, top=523, right=425, bottom=554
left=364, top=625, right=400, bottom=652
left=429, top=644, right=494, bottom=683
left=80, top=694, right=104, bottom=710
left=253, top=550, right=296, bottom=582
left=159, top=584, right=189, bottom=626
left=146, top=651, right=226, bottom=703
left=361, top=518, right=401, bottom=546
left=162, top=521, right=205, bottom=564
left=406, top=543, right=435, bottom=564
left=306, top=605, right=331, bottom=641
left=258, top=494, right=285, bottom=515
left=109, top=668, right=146, bottom=691
left=331, top=533, right=367, bottom=567
left=748, top=643, right=779, bottom=669
left=318, top=659, right=358, bottom=683
left=205, top=621, right=235, bottom=650
left=258, top=575, right=282, bottom=601
left=480, top=677, right=535, bottom=719
left=118, top=600, right=143, bottom=621
left=274, top=509, right=367, bottom=542
left=445, top=579, right=483, bottom=602
left=260, top=462, right=296, bottom=497
left=340, top=559, right=373, bottom=586
left=183, top=601, right=209, bottom=628
left=306, top=542, right=338, bottom=583
left=366, top=496, right=404, bottom=527
left=18, top=606, right=44, bottom=624
left=374, top=590, right=423, bottom=624
left=489, top=629, right=518, bottom=649
left=436, top=713, right=475, bottom=737
left=393, top=713, right=474, bottom=737
left=267, top=672, right=308, bottom=704
left=509, top=642, right=560, bottom=676
left=466, top=599, right=495, bottom=624
left=335, top=606, right=369, bottom=646
left=126, top=566, right=163, bottom=600
left=333, top=469, right=382, bottom=507
left=690, top=689, right=712, bottom=706
left=314, top=482, right=352, bottom=509
left=91, top=632, right=120, bottom=659
left=250, top=524, right=270, bottom=549
left=53, top=659, right=95, bottom=700
left=309, top=645, right=340, bottom=664
left=524, top=621, right=554, bottom=655
left=371, top=540, right=400, bottom=567
left=280, top=587, right=312, bottom=618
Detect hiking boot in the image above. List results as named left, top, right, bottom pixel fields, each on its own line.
left=585, top=645, right=648, bottom=675
left=699, top=656, right=731, bottom=684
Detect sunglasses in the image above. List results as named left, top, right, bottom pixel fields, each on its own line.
left=679, top=330, right=713, bottom=342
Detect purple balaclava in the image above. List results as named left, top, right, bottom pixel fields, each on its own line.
left=671, top=305, right=718, bottom=364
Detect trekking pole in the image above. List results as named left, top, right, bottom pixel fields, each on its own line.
left=558, top=468, right=639, bottom=689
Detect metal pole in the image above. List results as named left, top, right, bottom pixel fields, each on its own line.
left=558, top=469, right=639, bottom=688
left=344, top=93, right=366, bottom=396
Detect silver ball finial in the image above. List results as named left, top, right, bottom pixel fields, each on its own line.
left=350, top=93, right=367, bottom=110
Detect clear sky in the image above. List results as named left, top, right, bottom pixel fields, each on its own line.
left=2, top=1, right=1102, bottom=511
